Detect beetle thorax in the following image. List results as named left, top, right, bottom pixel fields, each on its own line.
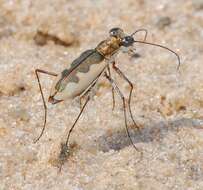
left=96, top=37, right=121, bottom=57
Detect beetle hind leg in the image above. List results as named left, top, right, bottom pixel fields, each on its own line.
left=34, top=69, right=58, bottom=143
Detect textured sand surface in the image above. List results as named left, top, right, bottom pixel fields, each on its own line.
left=1, top=0, right=203, bottom=189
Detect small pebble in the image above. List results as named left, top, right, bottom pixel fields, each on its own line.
left=156, top=16, right=172, bottom=29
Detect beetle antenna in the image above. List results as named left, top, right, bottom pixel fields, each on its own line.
left=131, top=29, right=148, bottom=42
left=133, top=40, right=181, bottom=70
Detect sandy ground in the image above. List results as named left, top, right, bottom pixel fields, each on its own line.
left=0, top=0, right=203, bottom=189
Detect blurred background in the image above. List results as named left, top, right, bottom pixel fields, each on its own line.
left=0, top=0, right=203, bottom=189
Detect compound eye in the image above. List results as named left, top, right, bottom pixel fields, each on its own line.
left=109, top=27, right=122, bottom=37
left=121, top=36, right=134, bottom=47
left=110, top=30, right=117, bottom=36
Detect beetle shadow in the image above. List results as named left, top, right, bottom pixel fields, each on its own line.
left=98, top=117, right=203, bottom=152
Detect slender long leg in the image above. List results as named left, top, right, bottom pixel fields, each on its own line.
left=59, top=95, right=90, bottom=172
left=65, top=96, right=90, bottom=147
left=58, top=75, right=101, bottom=171
left=107, top=65, right=116, bottom=110
left=64, top=74, right=101, bottom=147
left=79, top=98, right=82, bottom=110
left=112, top=62, right=141, bottom=133
left=104, top=72, right=140, bottom=152
left=34, top=69, right=58, bottom=143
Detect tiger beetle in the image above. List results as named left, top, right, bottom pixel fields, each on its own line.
left=34, top=27, right=180, bottom=165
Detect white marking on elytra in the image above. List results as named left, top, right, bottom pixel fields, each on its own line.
left=51, top=61, right=108, bottom=100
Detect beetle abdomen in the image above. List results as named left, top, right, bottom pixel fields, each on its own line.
left=50, top=49, right=106, bottom=101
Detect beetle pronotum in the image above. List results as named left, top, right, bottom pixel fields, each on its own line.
left=35, top=27, right=180, bottom=160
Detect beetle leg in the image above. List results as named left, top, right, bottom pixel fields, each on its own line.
left=104, top=72, right=141, bottom=153
left=79, top=98, right=82, bottom=111
left=107, top=65, right=116, bottom=110
left=58, top=95, right=90, bottom=171
left=34, top=69, right=58, bottom=143
left=64, top=73, right=101, bottom=148
left=59, top=75, right=101, bottom=171
left=112, top=62, right=141, bottom=133
left=65, top=96, right=90, bottom=146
